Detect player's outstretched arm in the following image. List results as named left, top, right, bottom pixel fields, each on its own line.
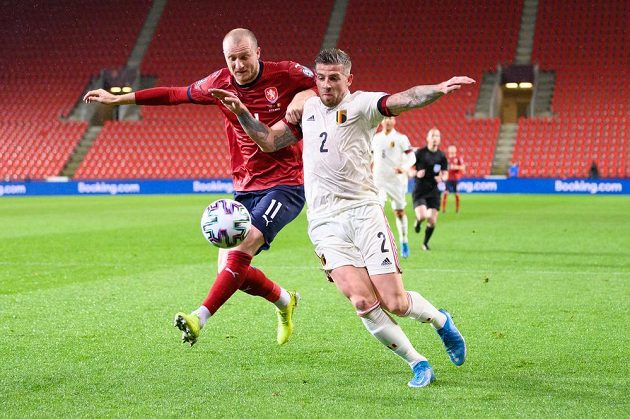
left=210, top=88, right=299, bottom=152
left=386, top=76, right=475, bottom=116
left=84, top=87, right=189, bottom=106
left=83, top=89, right=135, bottom=105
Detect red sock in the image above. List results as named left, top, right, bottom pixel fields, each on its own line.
left=239, top=266, right=281, bottom=303
left=455, top=194, right=460, bottom=212
left=202, top=250, right=252, bottom=314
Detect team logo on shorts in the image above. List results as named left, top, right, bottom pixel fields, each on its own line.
left=265, top=87, right=279, bottom=104
left=336, top=109, right=347, bottom=124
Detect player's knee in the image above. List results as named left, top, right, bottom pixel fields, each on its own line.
left=381, top=293, right=409, bottom=316
left=353, top=297, right=380, bottom=315
left=237, top=226, right=265, bottom=254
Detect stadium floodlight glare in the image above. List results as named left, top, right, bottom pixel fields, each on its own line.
left=518, top=82, right=533, bottom=89
left=122, top=86, right=133, bottom=93
left=505, top=82, right=518, bottom=89
left=110, top=86, right=122, bottom=93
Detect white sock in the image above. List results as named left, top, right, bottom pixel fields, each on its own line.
left=360, top=304, right=426, bottom=367
left=193, top=305, right=211, bottom=327
left=273, top=288, right=291, bottom=309
left=404, top=291, right=446, bottom=329
left=396, top=214, right=409, bottom=243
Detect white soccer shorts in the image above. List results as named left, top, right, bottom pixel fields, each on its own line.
left=308, top=204, right=402, bottom=277
left=375, top=177, right=407, bottom=210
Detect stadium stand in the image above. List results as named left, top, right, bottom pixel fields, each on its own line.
left=0, top=1, right=150, bottom=181
left=3, top=0, right=627, bottom=182
left=335, top=0, right=522, bottom=177
left=75, top=0, right=334, bottom=180
left=514, top=0, right=629, bottom=178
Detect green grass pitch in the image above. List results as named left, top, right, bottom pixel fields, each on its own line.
left=1, top=194, right=628, bottom=417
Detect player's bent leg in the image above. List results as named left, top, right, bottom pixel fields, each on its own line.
left=408, top=360, right=436, bottom=388
left=436, top=309, right=467, bottom=366
left=174, top=312, right=201, bottom=347
left=370, top=272, right=409, bottom=317
left=276, top=290, right=300, bottom=345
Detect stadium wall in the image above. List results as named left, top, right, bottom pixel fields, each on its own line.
left=0, top=178, right=628, bottom=197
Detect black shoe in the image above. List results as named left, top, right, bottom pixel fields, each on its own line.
left=414, top=219, right=421, bottom=234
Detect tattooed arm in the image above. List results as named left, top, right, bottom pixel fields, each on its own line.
left=385, top=76, right=475, bottom=116
left=210, top=88, right=299, bottom=152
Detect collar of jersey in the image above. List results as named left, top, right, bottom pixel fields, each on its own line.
left=234, top=60, right=264, bottom=89
left=324, top=90, right=351, bottom=111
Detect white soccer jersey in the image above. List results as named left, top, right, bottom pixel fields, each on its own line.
left=371, top=129, right=415, bottom=183
left=301, top=91, right=387, bottom=219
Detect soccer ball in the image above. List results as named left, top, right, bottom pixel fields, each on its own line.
left=200, top=199, right=251, bottom=248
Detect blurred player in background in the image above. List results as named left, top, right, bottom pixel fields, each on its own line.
left=441, top=145, right=465, bottom=213
left=412, top=128, right=448, bottom=251
left=212, top=48, right=471, bottom=388
left=84, top=28, right=317, bottom=347
left=371, top=117, right=416, bottom=258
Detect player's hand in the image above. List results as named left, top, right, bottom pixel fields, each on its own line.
left=285, top=106, right=303, bottom=125
left=83, top=89, right=118, bottom=104
left=416, top=169, right=426, bottom=178
left=210, top=89, right=248, bottom=115
left=438, top=76, right=476, bottom=94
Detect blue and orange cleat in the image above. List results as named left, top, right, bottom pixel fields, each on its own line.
left=408, top=360, right=436, bottom=388
left=436, top=309, right=466, bottom=366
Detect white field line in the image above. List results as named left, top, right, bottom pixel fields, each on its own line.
left=0, top=261, right=627, bottom=277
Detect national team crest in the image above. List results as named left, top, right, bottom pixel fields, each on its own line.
left=336, top=109, right=347, bottom=124
left=265, top=87, right=279, bottom=103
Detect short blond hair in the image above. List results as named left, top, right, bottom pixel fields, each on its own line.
left=223, top=28, right=258, bottom=51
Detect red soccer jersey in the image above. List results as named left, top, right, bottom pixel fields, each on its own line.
left=188, top=61, right=316, bottom=192
left=447, top=155, right=465, bottom=181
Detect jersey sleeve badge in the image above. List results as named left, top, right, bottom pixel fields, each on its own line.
left=296, top=64, right=314, bottom=78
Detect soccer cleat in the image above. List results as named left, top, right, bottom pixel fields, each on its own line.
left=422, top=243, right=430, bottom=251
left=276, top=291, right=300, bottom=345
left=174, top=312, right=201, bottom=347
left=408, top=360, right=436, bottom=388
left=414, top=219, right=421, bottom=234
left=436, top=309, right=466, bottom=366
left=401, top=242, right=410, bottom=258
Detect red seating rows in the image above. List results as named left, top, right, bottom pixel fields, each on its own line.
left=514, top=116, right=629, bottom=178
left=515, top=0, right=629, bottom=178
left=0, top=121, right=87, bottom=180
left=0, top=0, right=150, bottom=180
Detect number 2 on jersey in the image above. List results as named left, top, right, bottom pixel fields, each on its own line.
left=319, top=132, right=328, bottom=152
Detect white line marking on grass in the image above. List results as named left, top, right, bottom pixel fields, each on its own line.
left=0, top=262, right=626, bottom=277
